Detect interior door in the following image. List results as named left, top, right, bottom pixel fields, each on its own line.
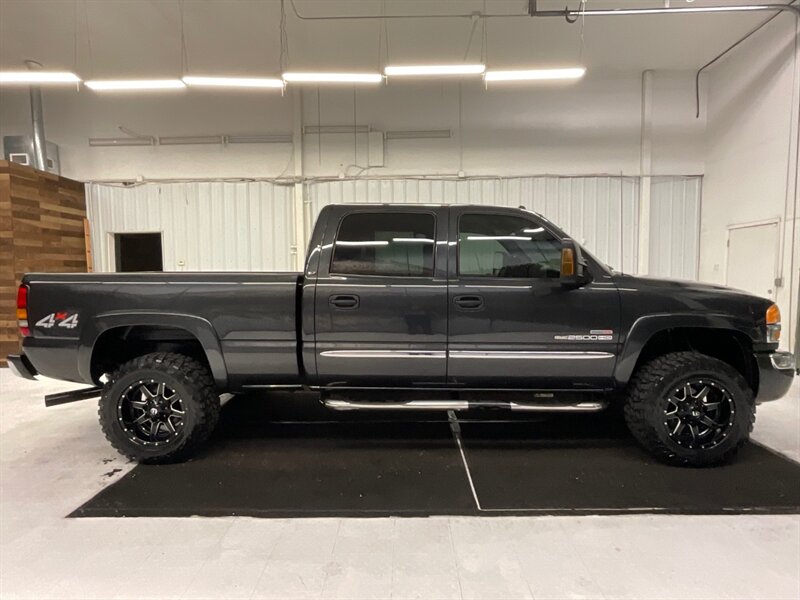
left=313, top=207, right=448, bottom=387
left=447, top=208, right=620, bottom=389
left=726, top=222, right=779, bottom=300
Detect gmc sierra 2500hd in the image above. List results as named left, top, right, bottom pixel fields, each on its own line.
left=8, top=204, right=796, bottom=466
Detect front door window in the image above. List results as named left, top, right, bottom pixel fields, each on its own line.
left=458, top=214, right=561, bottom=279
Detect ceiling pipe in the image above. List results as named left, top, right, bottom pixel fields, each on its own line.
left=694, top=0, right=798, bottom=117
left=24, top=60, right=48, bottom=172
left=528, top=1, right=800, bottom=20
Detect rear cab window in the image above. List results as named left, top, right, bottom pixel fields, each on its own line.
left=331, top=212, right=436, bottom=277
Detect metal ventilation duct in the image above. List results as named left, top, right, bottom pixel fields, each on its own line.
left=24, top=60, right=47, bottom=171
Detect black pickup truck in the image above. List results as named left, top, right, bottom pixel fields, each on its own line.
left=8, top=204, right=795, bottom=466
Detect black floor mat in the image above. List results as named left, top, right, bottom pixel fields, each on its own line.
left=72, top=393, right=800, bottom=518
left=459, top=420, right=800, bottom=514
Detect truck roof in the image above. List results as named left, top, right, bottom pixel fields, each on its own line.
left=321, top=203, right=545, bottom=217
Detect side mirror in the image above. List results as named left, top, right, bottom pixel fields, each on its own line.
left=560, top=239, right=589, bottom=288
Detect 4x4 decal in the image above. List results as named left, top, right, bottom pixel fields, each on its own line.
left=35, top=311, right=79, bottom=330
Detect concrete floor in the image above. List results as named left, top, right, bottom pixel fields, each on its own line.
left=1, top=367, right=798, bottom=600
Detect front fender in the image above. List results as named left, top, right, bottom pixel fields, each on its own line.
left=78, top=311, right=228, bottom=388
left=614, top=313, right=761, bottom=387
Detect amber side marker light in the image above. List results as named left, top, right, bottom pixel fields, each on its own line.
left=561, top=247, right=575, bottom=277
left=17, top=284, right=30, bottom=337
left=766, top=304, right=781, bottom=342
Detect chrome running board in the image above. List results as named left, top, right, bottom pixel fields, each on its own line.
left=323, top=399, right=607, bottom=413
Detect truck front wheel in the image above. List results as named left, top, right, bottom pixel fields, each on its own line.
left=624, top=351, right=755, bottom=467
left=98, top=352, right=220, bottom=463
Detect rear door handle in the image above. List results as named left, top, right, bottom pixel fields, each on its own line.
left=454, top=295, right=484, bottom=310
left=329, top=294, right=360, bottom=310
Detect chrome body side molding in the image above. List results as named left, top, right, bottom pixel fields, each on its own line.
left=449, top=350, right=614, bottom=360
left=319, top=350, right=612, bottom=360
left=319, top=350, right=446, bottom=359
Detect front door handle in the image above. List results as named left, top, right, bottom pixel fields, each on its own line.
left=329, top=294, right=360, bottom=310
left=454, top=294, right=484, bottom=310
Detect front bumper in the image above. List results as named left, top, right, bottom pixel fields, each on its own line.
left=6, top=354, right=38, bottom=380
left=755, top=351, right=795, bottom=403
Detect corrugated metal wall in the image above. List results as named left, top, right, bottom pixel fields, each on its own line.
left=649, top=176, right=702, bottom=280
left=86, top=182, right=294, bottom=272
left=307, top=176, right=641, bottom=274
left=87, top=175, right=701, bottom=279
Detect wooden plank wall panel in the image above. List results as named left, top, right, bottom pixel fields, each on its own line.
left=0, top=161, right=87, bottom=365
left=0, top=172, right=15, bottom=363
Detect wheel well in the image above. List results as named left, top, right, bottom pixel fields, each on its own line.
left=91, top=325, right=211, bottom=381
left=633, top=328, right=758, bottom=393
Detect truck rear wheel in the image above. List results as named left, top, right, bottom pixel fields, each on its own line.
left=98, top=352, right=220, bottom=463
left=624, top=351, right=755, bottom=467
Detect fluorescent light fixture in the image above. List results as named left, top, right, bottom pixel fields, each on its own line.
left=335, top=240, right=389, bottom=247
left=159, top=135, right=223, bottom=145
left=384, top=64, right=485, bottom=77
left=183, top=76, right=284, bottom=88
left=570, top=5, right=774, bottom=16
left=0, top=71, right=81, bottom=84
left=282, top=72, right=383, bottom=84
left=484, top=67, right=586, bottom=82
left=85, top=79, right=186, bottom=91
left=88, top=137, right=155, bottom=147
left=467, top=235, right=532, bottom=241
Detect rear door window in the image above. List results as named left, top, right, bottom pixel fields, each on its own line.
left=331, top=212, right=436, bottom=277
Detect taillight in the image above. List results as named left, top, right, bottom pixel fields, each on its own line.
left=16, top=284, right=30, bottom=337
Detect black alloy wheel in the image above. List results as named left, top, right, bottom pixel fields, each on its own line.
left=99, top=352, right=220, bottom=463
left=624, top=351, right=755, bottom=467
left=662, top=379, right=735, bottom=450
left=118, top=380, right=186, bottom=447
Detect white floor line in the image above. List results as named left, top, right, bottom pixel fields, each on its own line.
left=448, top=410, right=674, bottom=515
left=447, top=410, right=483, bottom=511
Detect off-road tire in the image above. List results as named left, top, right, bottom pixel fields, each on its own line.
left=99, top=352, right=220, bottom=463
left=624, top=351, right=755, bottom=467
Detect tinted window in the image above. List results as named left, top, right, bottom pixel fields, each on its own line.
left=331, top=212, right=435, bottom=277
left=458, top=214, right=561, bottom=278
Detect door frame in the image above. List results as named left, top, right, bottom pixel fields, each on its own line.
left=310, top=204, right=450, bottom=387
left=724, top=218, right=781, bottom=299
left=108, top=230, right=165, bottom=273
left=445, top=205, right=619, bottom=389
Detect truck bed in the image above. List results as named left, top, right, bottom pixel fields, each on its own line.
left=21, top=271, right=303, bottom=388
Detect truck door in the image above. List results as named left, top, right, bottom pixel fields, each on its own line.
left=313, top=206, right=448, bottom=387
left=446, top=207, right=620, bottom=389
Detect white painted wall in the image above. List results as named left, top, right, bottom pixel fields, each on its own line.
left=86, top=182, right=295, bottom=272
left=0, top=87, right=295, bottom=181
left=86, top=175, right=700, bottom=279
left=307, top=176, right=644, bottom=274
left=0, top=70, right=704, bottom=182
left=700, top=15, right=800, bottom=352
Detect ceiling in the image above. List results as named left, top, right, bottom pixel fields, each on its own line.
left=0, top=0, right=794, bottom=78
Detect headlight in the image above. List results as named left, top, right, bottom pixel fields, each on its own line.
left=766, top=304, right=781, bottom=343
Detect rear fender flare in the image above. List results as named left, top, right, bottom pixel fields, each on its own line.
left=78, top=312, right=228, bottom=388
left=614, top=313, right=759, bottom=387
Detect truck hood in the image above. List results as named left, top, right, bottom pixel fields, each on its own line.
left=614, top=274, right=766, bottom=301
left=612, top=273, right=774, bottom=334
